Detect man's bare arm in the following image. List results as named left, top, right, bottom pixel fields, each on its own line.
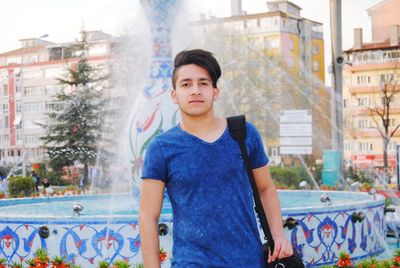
left=139, top=179, right=165, bottom=268
left=253, top=165, right=293, bottom=262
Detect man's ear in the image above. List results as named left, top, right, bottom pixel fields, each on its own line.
left=213, top=87, right=220, bottom=101
left=171, top=89, right=178, bottom=104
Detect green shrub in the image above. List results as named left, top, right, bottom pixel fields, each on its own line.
left=344, top=166, right=374, bottom=184
left=8, top=176, right=35, bottom=197
left=270, top=166, right=314, bottom=189
left=98, top=260, right=110, bottom=268
left=47, top=170, right=65, bottom=186
left=311, top=164, right=323, bottom=183
left=113, top=260, right=131, bottom=268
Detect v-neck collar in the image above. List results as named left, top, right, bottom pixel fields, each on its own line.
left=177, top=124, right=229, bottom=145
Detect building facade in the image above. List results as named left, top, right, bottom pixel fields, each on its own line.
left=0, top=31, right=116, bottom=168
left=195, top=0, right=329, bottom=165
left=343, top=0, right=400, bottom=174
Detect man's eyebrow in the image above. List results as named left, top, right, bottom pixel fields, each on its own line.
left=178, top=78, right=192, bottom=83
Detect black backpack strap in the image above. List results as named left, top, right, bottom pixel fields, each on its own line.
left=227, top=115, right=275, bottom=250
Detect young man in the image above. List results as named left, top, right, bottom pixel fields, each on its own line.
left=139, top=49, right=293, bottom=267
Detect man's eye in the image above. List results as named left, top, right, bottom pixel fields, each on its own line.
left=200, top=82, right=209, bottom=86
left=181, top=83, right=190, bottom=87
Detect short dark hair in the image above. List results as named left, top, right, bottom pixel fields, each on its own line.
left=172, top=49, right=221, bottom=89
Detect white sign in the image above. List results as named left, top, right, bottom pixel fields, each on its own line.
left=279, top=109, right=313, bottom=155
left=280, top=146, right=312, bottom=155
left=279, top=124, right=312, bottom=137
left=280, top=137, right=312, bottom=146
left=279, top=110, right=312, bottom=123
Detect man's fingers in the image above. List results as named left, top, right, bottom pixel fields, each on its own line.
left=271, top=243, right=281, bottom=261
left=277, top=240, right=293, bottom=259
left=268, top=239, right=294, bottom=262
left=267, top=248, right=272, bottom=263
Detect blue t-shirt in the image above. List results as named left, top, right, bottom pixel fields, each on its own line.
left=142, top=122, right=269, bottom=267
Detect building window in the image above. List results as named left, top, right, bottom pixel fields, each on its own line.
left=344, top=143, right=352, bottom=152
left=358, top=119, right=370, bottom=129
left=357, top=75, right=371, bottom=85
left=388, top=51, right=400, bottom=59
left=2, top=103, right=8, bottom=113
left=45, top=85, right=63, bottom=95
left=344, top=119, right=351, bottom=128
left=3, top=115, right=9, bottom=128
left=25, top=134, right=40, bottom=145
left=2, top=84, right=8, bottom=96
left=268, top=146, right=279, bottom=157
left=46, top=101, right=61, bottom=112
left=24, top=86, right=46, bottom=96
left=30, top=55, right=39, bottom=63
left=388, top=141, right=397, bottom=151
left=16, top=130, right=22, bottom=143
left=359, top=142, right=373, bottom=152
left=24, top=102, right=45, bottom=113
left=312, top=45, right=319, bottom=55
left=264, top=37, right=280, bottom=49
left=16, top=100, right=22, bottom=113
left=312, top=60, right=319, bottom=72
left=289, top=39, right=294, bottom=50
left=380, top=73, right=394, bottom=83
left=343, top=99, right=349, bottom=108
left=388, top=118, right=397, bottom=127
left=357, top=97, right=370, bottom=107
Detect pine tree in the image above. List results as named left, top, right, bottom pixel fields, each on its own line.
left=41, top=31, right=111, bottom=186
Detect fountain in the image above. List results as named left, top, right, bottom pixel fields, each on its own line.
left=0, top=0, right=396, bottom=267
left=0, top=190, right=386, bottom=267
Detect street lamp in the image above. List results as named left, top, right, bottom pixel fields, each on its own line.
left=19, top=33, right=49, bottom=176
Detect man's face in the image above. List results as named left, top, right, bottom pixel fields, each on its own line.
left=171, top=64, right=219, bottom=117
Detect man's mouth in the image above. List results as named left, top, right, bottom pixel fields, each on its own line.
left=189, top=100, right=204, bottom=103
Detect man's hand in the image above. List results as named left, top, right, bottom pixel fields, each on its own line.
left=268, top=235, right=293, bottom=263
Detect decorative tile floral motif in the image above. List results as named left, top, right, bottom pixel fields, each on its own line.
left=0, top=201, right=386, bottom=267
left=282, top=203, right=386, bottom=266
left=0, top=219, right=173, bottom=267
left=129, top=0, right=179, bottom=182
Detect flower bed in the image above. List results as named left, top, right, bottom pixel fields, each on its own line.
left=321, top=249, right=400, bottom=268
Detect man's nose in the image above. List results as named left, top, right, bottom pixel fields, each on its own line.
left=190, top=85, right=201, bottom=95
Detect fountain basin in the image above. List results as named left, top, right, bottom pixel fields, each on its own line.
left=0, top=191, right=386, bottom=267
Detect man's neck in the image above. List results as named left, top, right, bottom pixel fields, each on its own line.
left=180, top=113, right=223, bottom=136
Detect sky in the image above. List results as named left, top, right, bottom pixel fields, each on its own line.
left=1, top=0, right=383, bottom=84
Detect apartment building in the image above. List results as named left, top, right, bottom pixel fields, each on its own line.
left=194, top=0, right=329, bottom=165
left=343, top=0, right=400, bottom=173
left=0, top=31, right=116, bottom=167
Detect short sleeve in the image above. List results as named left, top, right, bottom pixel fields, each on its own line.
left=141, top=137, right=167, bottom=182
left=247, top=123, right=269, bottom=169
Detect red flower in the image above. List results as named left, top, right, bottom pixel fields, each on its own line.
left=159, top=249, right=168, bottom=263
left=337, top=257, right=351, bottom=268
